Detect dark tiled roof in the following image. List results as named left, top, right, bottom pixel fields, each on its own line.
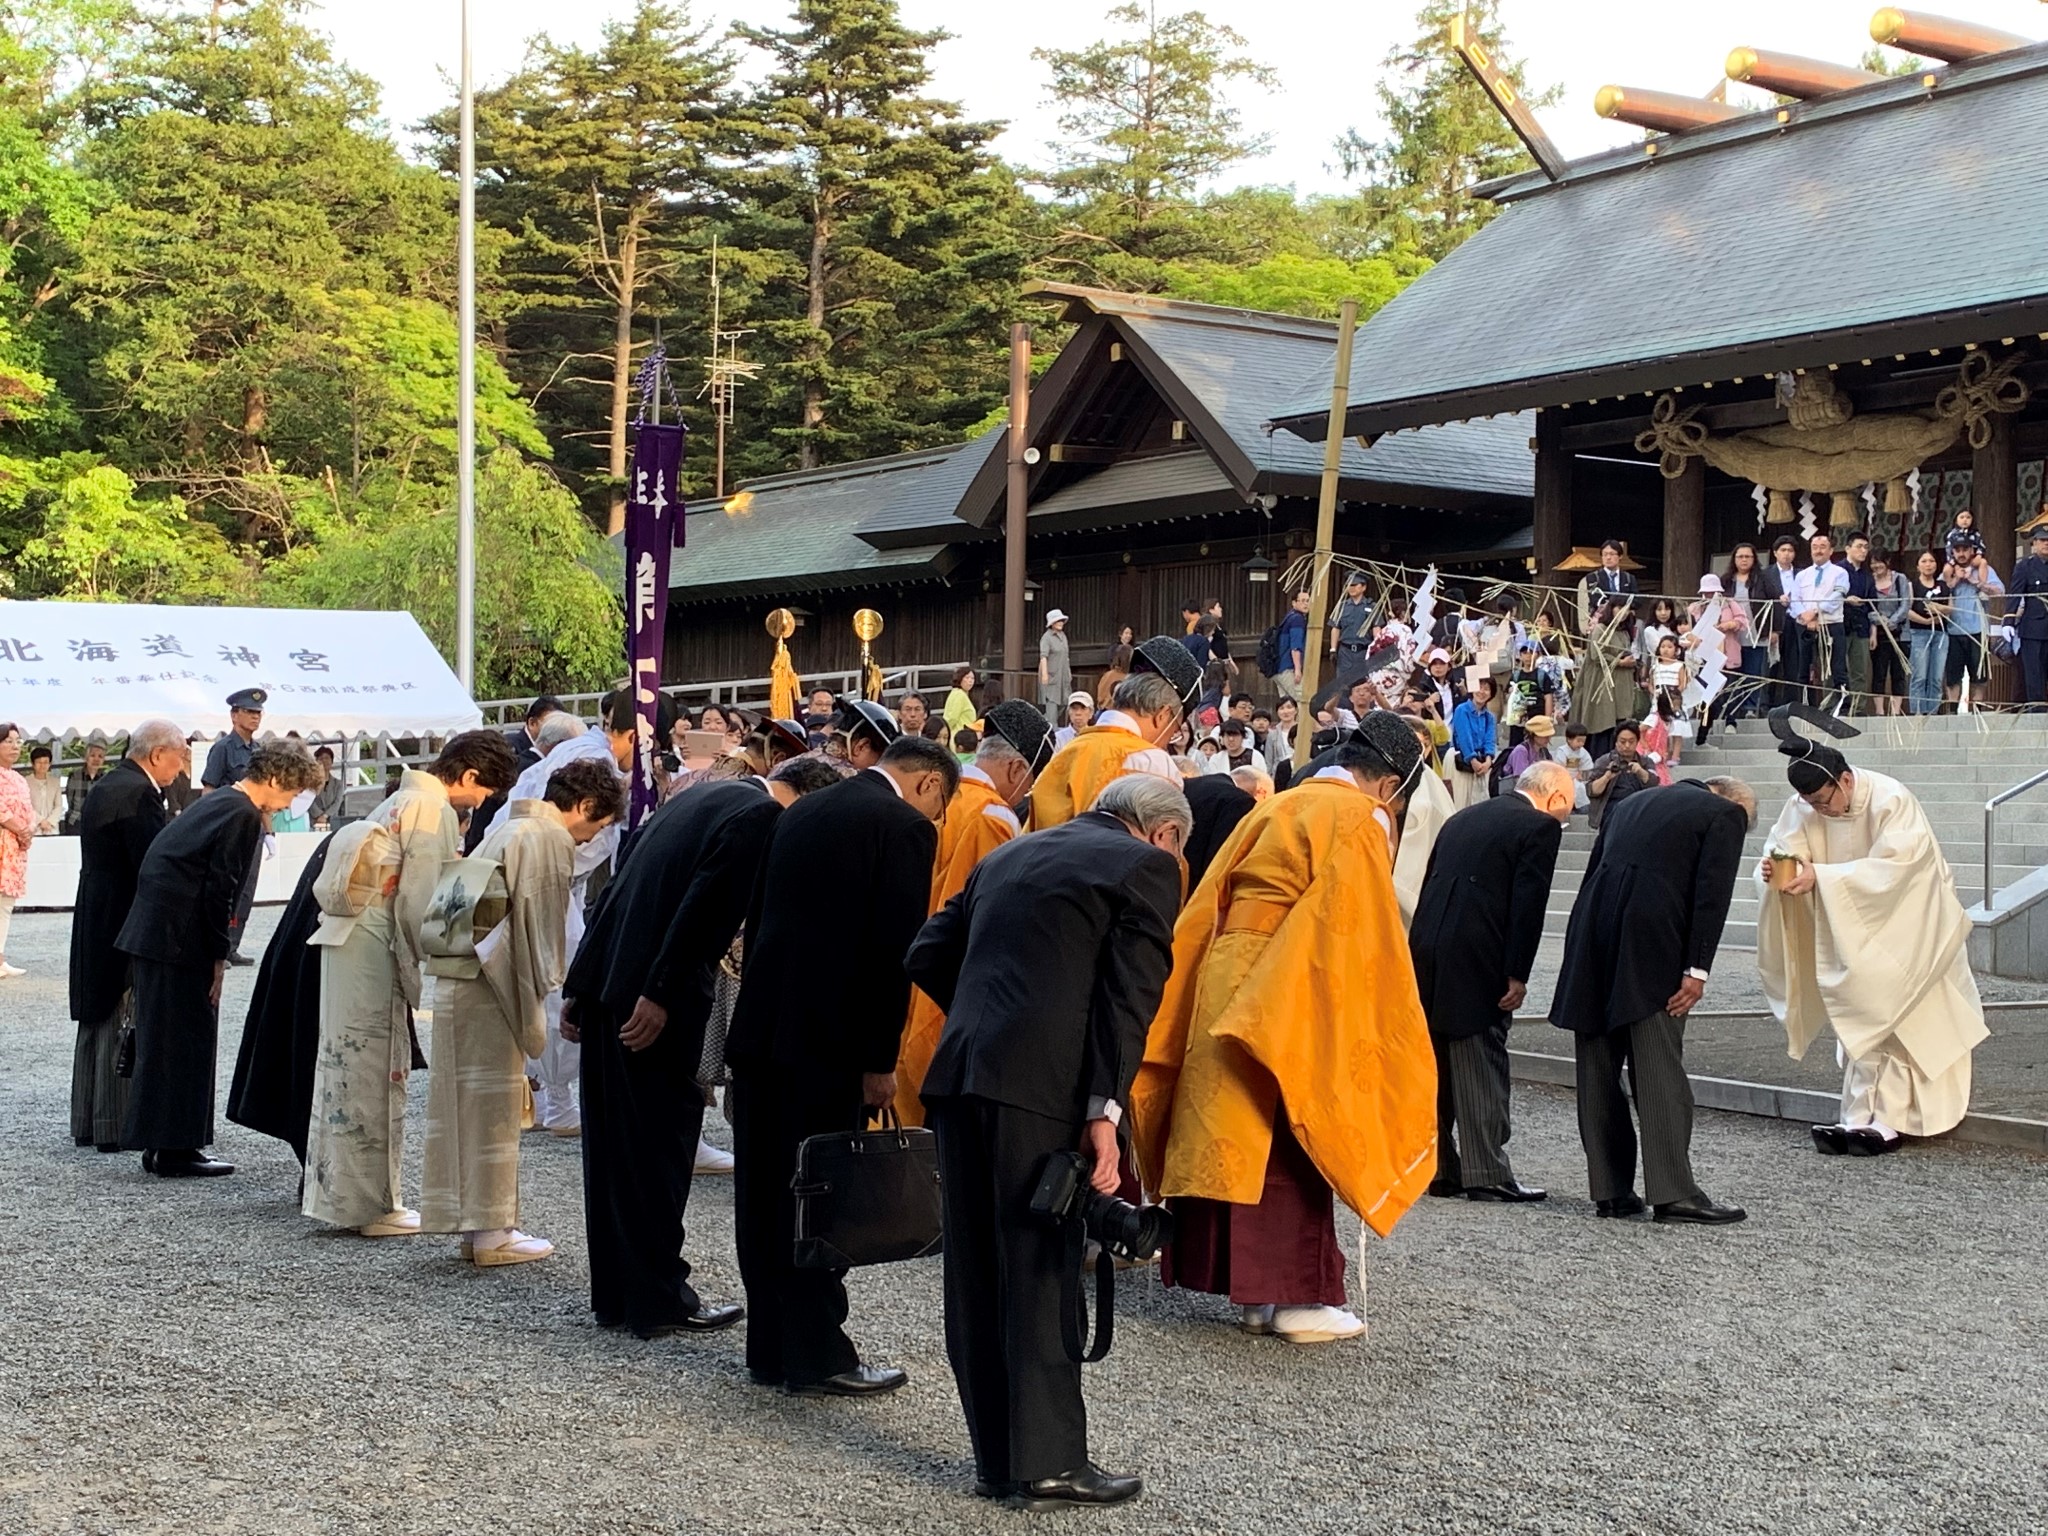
left=847, top=425, right=1003, bottom=538
left=666, top=443, right=966, bottom=604
left=1028, top=451, right=1240, bottom=526
left=1273, top=45, right=2048, bottom=437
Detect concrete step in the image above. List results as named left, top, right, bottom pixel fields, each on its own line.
left=1683, top=750, right=2048, bottom=772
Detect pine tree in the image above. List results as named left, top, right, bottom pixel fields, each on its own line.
left=1336, top=0, right=1559, bottom=262
left=728, top=0, right=1027, bottom=472
left=439, top=0, right=736, bottom=531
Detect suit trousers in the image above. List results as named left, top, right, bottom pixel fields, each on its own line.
left=578, top=999, right=706, bottom=1333
left=1783, top=622, right=1846, bottom=704
left=1433, top=1020, right=1514, bottom=1188
left=71, top=998, right=133, bottom=1148
left=2021, top=636, right=2048, bottom=708
left=730, top=1068, right=865, bottom=1386
left=1572, top=1011, right=1703, bottom=1207
left=928, top=1097, right=1088, bottom=1485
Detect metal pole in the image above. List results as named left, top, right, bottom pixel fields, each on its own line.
left=455, top=0, right=478, bottom=693
left=1002, top=323, right=1030, bottom=702
left=1293, top=298, right=1359, bottom=769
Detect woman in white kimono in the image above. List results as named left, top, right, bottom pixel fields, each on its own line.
left=303, top=732, right=520, bottom=1236
left=419, top=759, right=624, bottom=1266
left=1756, top=722, right=1988, bottom=1156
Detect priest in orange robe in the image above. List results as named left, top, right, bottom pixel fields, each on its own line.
left=1029, top=636, right=1204, bottom=829
left=895, top=700, right=1056, bottom=1124
left=1132, top=712, right=1438, bottom=1346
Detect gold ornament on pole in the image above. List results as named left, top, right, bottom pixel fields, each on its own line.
left=853, top=608, right=885, bottom=701
left=766, top=607, right=800, bottom=722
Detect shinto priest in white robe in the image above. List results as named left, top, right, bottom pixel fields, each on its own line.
left=1756, top=767, right=1987, bottom=1137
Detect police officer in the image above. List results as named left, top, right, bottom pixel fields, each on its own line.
left=200, top=687, right=267, bottom=965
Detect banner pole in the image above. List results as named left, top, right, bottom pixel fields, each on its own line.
left=1293, top=298, right=1358, bottom=769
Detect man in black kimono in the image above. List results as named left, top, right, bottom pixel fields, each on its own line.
left=562, top=754, right=841, bottom=1339
left=119, top=743, right=325, bottom=1177
left=726, top=735, right=956, bottom=1396
left=68, top=720, right=186, bottom=1152
left=1550, top=776, right=1756, bottom=1224
left=1410, top=760, right=1572, bottom=1202
left=906, top=774, right=1184, bottom=1511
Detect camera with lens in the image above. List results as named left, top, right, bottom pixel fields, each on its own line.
left=1029, top=1149, right=1173, bottom=1263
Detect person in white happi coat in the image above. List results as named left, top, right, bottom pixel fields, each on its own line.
left=419, top=759, right=625, bottom=1265
left=302, top=732, right=521, bottom=1236
left=1756, top=721, right=1989, bottom=1156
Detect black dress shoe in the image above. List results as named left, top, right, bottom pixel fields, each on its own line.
left=147, top=1149, right=235, bottom=1178
left=1011, top=1463, right=1143, bottom=1512
left=974, top=1479, right=1017, bottom=1501
left=635, top=1302, right=744, bottom=1339
left=1654, top=1193, right=1745, bottom=1225
left=746, top=1368, right=785, bottom=1388
left=1426, top=1175, right=1462, bottom=1198
left=1811, top=1125, right=1849, bottom=1155
left=75, top=1136, right=94, bottom=1148
left=1464, top=1181, right=1546, bottom=1203
left=786, top=1363, right=907, bottom=1398
left=226, top=949, right=254, bottom=967
left=95, top=1142, right=121, bottom=1154
left=1843, top=1127, right=1902, bottom=1157
left=1595, top=1195, right=1647, bottom=1218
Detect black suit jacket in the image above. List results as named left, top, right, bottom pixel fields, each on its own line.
left=1753, top=564, right=1795, bottom=645
left=1549, top=781, right=1748, bottom=1036
left=69, top=758, right=169, bottom=1021
left=464, top=729, right=543, bottom=855
left=566, top=778, right=781, bottom=1028
left=114, top=786, right=265, bottom=966
left=2008, top=554, right=2048, bottom=642
left=1181, top=773, right=1255, bottom=888
left=725, top=770, right=938, bottom=1077
left=907, top=812, right=1180, bottom=1126
left=1409, top=792, right=1564, bottom=1040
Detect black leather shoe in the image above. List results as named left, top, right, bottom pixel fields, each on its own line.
left=1011, top=1463, right=1143, bottom=1512
left=746, top=1367, right=785, bottom=1388
left=1595, top=1195, right=1647, bottom=1218
left=1426, top=1175, right=1462, bottom=1198
left=1811, top=1125, right=1849, bottom=1155
left=1654, top=1193, right=1745, bottom=1225
left=148, top=1149, right=235, bottom=1178
left=786, top=1363, right=907, bottom=1398
left=974, top=1479, right=1017, bottom=1501
left=74, top=1136, right=94, bottom=1148
left=636, top=1303, right=744, bottom=1338
left=226, top=949, right=254, bottom=967
left=95, top=1142, right=121, bottom=1154
left=1844, top=1127, right=1902, bottom=1157
left=1464, top=1181, right=1546, bottom=1203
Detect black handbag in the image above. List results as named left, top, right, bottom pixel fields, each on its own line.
left=792, top=1108, right=943, bottom=1270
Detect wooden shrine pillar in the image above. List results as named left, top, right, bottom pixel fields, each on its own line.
left=1663, top=455, right=1706, bottom=599
left=1532, top=408, right=1571, bottom=586
left=1973, top=411, right=2019, bottom=702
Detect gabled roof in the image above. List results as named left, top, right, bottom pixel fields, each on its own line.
left=1274, top=43, right=2048, bottom=439
left=666, top=442, right=966, bottom=605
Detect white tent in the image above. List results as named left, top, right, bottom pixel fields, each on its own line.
left=0, top=601, right=482, bottom=739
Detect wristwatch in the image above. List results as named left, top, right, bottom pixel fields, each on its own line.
left=1685, top=967, right=1710, bottom=982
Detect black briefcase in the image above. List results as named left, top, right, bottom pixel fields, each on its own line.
left=792, top=1109, right=943, bottom=1269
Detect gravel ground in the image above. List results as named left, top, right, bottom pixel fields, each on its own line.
left=2, top=907, right=2044, bottom=1536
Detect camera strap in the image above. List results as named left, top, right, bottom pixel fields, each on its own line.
left=1059, top=1222, right=1115, bottom=1365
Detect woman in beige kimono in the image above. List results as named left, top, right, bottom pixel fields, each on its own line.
left=303, top=732, right=520, bottom=1236
left=419, top=759, right=623, bottom=1266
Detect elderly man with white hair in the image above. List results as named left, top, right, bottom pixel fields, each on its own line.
left=67, top=720, right=188, bottom=1151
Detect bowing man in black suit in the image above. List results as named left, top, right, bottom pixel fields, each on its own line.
left=907, top=774, right=1186, bottom=1512
left=1410, top=760, right=1573, bottom=1203
left=562, top=756, right=843, bottom=1340
left=117, top=742, right=326, bottom=1178
left=1178, top=769, right=1255, bottom=888
left=1550, top=776, right=1756, bottom=1225
left=725, top=735, right=958, bottom=1397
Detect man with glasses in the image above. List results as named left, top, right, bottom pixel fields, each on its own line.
left=1756, top=719, right=1987, bottom=1157
left=1786, top=533, right=1851, bottom=711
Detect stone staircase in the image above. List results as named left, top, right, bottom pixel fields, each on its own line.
left=1536, top=714, right=2048, bottom=959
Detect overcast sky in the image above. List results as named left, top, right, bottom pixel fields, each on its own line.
left=313, top=0, right=2046, bottom=193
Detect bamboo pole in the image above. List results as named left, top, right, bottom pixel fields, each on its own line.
left=1002, top=323, right=1031, bottom=702
left=1293, top=298, right=1359, bottom=768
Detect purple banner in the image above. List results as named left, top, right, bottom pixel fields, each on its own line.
left=624, top=421, right=686, bottom=828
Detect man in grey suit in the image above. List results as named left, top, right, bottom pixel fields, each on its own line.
left=1410, top=761, right=1575, bottom=1203
left=1550, top=776, right=1757, bottom=1225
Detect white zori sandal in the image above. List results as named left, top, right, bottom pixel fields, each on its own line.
left=359, top=1209, right=421, bottom=1238
left=1270, top=1305, right=1366, bottom=1344
left=468, top=1229, right=554, bottom=1266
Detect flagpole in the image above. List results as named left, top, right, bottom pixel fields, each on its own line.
left=455, top=0, right=478, bottom=693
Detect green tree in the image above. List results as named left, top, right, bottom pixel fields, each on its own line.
left=438, top=1, right=736, bottom=532
left=265, top=450, right=624, bottom=698
left=1336, top=0, right=1559, bottom=261
left=1031, top=2, right=1278, bottom=285
left=1162, top=250, right=1428, bottom=319
left=729, top=0, right=1027, bottom=472
left=16, top=459, right=242, bottom=601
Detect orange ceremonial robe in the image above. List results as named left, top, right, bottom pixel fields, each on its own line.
left=895, top=772, right=1021, bottom=1124
left=1028, top=724, right=1169, bottom=829
left=1130, top=778, right=1438, bottom=1238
